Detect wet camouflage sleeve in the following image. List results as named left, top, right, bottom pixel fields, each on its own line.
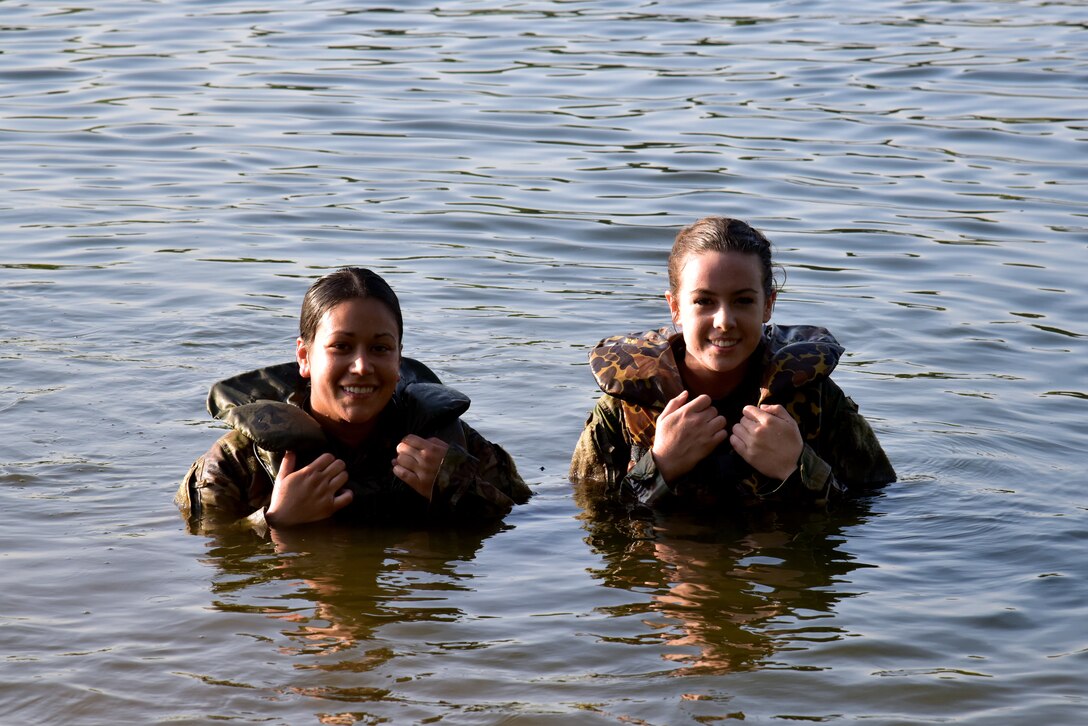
left=570, top=394, right=682, bottom=508
left=569, top=394, right=643, bottom=495
left=430, top=422, right=532, bottom=522
left=175, top=429, right=275, bottom=534
left=806, top=380, right=896, bottom=494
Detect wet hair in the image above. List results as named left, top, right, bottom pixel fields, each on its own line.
left=667, top=216, right=781, bottom=298
left=299, top=267, right=403, bottom=345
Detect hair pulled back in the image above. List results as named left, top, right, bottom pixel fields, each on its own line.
left=668, top=217, right=780, bottom=299
left=299, top=267, right=403, bottom=345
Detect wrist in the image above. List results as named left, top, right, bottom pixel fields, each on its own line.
left=264, top=505, right=295, bottom=528
left=651, top=450, right=680, bottom=483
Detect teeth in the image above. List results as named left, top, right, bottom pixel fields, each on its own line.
left=710, top=339, right=738, bottom=348
left=343, top=385, right=376, bottom=394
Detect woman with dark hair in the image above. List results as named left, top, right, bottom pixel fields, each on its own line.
left=569, top=217, right=895, bottom=512
left=178, top=267, right=530, bottom=534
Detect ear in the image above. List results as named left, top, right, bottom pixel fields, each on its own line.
left=666, top=290, right=680, bottom=325
left=763, top=290, right=777, bottom=323
left=296, top=337, right=311, bottom=379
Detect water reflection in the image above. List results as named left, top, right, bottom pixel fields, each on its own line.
left=577, top=489, right=877, bottom=676
left=198, top=522, right=502, bottom=674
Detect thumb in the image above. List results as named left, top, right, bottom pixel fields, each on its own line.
left=277, top=450, right=297, bottom=480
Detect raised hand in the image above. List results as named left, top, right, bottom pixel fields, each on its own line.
left=393, top=434, right=450, bottom=501
left=266, top=450, right=352, bottom=527
left=651, top=390, right=729, bottom=483
left=730, top=404, right=803, bottom=481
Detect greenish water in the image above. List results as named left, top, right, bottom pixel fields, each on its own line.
left=1, top=1, right=1085, bottom=723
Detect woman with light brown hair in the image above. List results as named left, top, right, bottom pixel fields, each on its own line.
left=570, top=217, right=895, bottom=512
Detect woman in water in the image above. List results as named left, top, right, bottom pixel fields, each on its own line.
left=569, top=217, right=895, bottom=511
left=178, top=267, right=530, bottom=534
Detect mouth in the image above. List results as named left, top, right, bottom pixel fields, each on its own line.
left=342, top=384, right=378, bottom=396
left=708, top=338, right=740, bottom=350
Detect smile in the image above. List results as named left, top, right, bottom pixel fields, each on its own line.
left=342, top=385, right=377, bottom=395
left=708, top=338, right=739, bottom=349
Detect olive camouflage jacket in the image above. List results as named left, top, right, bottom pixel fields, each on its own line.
left=569, top=324, right=896, bottom=511
left=177, top=358, right=531, bottom=534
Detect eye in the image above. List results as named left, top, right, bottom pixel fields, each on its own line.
left=735, top=295, right=756, bottom=306
left=692, top=296, right=713, bottom=307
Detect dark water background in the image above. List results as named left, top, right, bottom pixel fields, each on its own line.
left=1, top=1, right=1085, bottom=723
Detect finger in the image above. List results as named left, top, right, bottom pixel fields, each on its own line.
left=761, top=403, right=793, bottom=423
left=302, top=452, right=337, bottom=475
left=660, top=390, right=690, bottom=418
left=393, top=460, right=430, bottom=489
left=393, top=450, right=421, bottom=473
left=321, top=455, right=346, bottom=474
left=277, top=450, right=297, bottom=479
left=328, top=468, right=349, bottom=491
left=310, top=458, right=346, bottom=488
left=729, top=430, right=747, bottom=451
left=732, top=419, right=759, bottom=445
left=399, top=435, right=442, bottom=458
left=331, top=487, right=354, bottom=511
left=741, top=405, right=776, bottom=429
left=392, top=465, right=420, bottom=495
left=684, top=393, right=714, bottom=412
left=417, top=438, right=449, bottom=462
left=424, top=436, right=450, bottom=453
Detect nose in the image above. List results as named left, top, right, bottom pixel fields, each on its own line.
left=713, top=304, right=733, bottom=330
left=350, top=352, right=370, bottom=375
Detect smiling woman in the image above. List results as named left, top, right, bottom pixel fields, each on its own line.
left=569, top=217, right=896, bottom=513
left=176, top=267, right=532, bottom=535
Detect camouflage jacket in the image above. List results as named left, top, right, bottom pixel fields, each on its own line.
left=569, top=324, right=896, bottom=511
left=177, top=358, right=531, bottom=534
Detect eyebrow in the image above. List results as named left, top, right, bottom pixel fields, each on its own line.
left=689, top=287, right=758, bottom=295
left=328, top=330, right=398, bottom=340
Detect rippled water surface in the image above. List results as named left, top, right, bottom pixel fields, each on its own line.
left=2, top=1, right=1085, bottom=723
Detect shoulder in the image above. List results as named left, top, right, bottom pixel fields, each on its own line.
left=583, top=393, right=628, bottom=433
left=575, top=393, right=635, bottom=457
left=589, top=327, right=684, bottom=407
left=200, top=428, right=263, bottom=477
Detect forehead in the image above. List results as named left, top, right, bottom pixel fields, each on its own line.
left=316, top=297, right=399, bottom=336
left=676, top=250, right=763, bottom=291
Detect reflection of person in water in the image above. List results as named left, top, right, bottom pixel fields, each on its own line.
left=576, top=491, right=876, bottom=675
left=201, top=520, right=503, bottom=666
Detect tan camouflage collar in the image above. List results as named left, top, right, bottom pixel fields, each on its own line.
left=589, top=326, right=685, bottom=408
left=589, top=324, right=844, bottom=408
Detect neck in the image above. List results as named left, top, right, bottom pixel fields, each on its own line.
left=309, top=410, right=377, bottom=449
left=679, top=360, right=748, bottom=400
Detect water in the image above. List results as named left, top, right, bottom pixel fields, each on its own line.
left=1, top=1, right=1085, bottom=723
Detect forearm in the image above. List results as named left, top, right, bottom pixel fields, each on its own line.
left=176, top=432, right=273, bottom=534
left=569, top=396, right=633, bottom=491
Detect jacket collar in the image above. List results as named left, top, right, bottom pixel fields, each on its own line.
left=206, top=357, right=469, bottom=451
left=590, top=323, right=844, bottom=408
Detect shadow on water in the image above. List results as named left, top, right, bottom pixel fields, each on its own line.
left=574, top=485, right=881, bottom=677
